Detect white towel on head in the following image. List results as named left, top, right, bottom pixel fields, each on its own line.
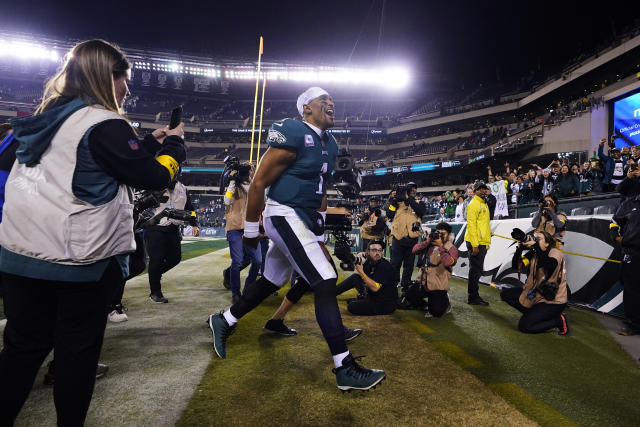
left=296, top=87, right=329, bottom=116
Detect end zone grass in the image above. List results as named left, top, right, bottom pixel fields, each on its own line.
left=178, top=284, right=534, bottom=427
left=179, top=273, right=640, bottom=426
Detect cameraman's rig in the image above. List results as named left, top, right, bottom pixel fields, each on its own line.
left=134, top=191, right=198, bottom=231
left=219, top=155, right=252, bottom=194
left=326, top=150, right=366, bottom=271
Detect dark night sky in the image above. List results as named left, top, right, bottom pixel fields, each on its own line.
left=2, top=1, right=639, bottom=89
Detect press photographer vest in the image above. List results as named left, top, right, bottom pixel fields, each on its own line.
left=420, top=241, right=455, bottom=291
left=152, top=181, right=188, bottom=227
left=535, top=211, right=567, bottom=240
left=0, top=106, right=135, bottom=265
left=391, top=201, right=421, bottom=240
left=360, top=212, right=384, bottom=240
left=225, top=183, right=248, bottom=232
left=519, top=247, right=568, bottom=308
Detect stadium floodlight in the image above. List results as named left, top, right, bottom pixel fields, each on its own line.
left=0, top=39, right=60, bottom=61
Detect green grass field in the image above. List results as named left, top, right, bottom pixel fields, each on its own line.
left=2, top=238, right=639, bottom=426
left=177, top=263, right=640, bottom=426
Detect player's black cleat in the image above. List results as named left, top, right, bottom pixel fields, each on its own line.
left=263, top=319, right=298, bottom=336
left=208, top=312, right=236, bottom=358
left=343, top=325, right=362, bottom=342
left=333, top=354, right=386, bottom=392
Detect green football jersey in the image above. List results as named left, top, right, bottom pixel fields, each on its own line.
left=266, top=119, right=338, bottom=210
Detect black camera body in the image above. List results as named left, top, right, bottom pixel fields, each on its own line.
left=134, top=190, right=197, bottom=230
left=429, top=229, right=444, bottom=242
left=324, top=213, right=363, bottom=271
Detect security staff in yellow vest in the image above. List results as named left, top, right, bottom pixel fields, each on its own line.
left=358, top=197, right=386, bottom=251
left=500, top=230, right=570, bottom=335
left=464, top=181, right=492, bottom=306
left=387, top=182, right=427, bottom=289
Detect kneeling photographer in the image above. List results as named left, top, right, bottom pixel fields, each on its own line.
left=531, top=194, right=567, bottom=244
left=334, top=239, right=398, bottom=316
left=144, top=176, right=198, bottom=303
left=387, top=182, right=427, bottom=290
left=500, top=230, right=570, bottom=335
left=409, top=222, right=458, bottom=317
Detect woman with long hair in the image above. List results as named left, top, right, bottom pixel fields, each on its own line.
left=0, top=39, right=186, bottom=426
left=500, top=230, right=570, bottom=335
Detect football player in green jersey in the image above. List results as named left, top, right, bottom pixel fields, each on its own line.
left=208, top=87, right=385, bottom=392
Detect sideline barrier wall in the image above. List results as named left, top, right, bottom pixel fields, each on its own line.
left=450, top=216, right=623, bottom=316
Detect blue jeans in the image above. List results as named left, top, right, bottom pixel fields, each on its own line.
left=227, top=230, right=261, bottom=297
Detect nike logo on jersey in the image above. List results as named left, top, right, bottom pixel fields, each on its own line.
left=273, top=121, right=284, bottom=127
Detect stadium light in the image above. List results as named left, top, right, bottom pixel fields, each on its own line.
left=0, top=39, right=60, bottom=61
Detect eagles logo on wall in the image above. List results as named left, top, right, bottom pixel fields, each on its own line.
left=267, top=129, right=286, bottom=144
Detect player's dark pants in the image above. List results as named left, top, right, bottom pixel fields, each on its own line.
left=466, top=242, right=487, bottom=299
left=335, top=274, right=396, bottom=316
left=391, top=236, right=418, bottom=289
left=145, top=227, right=182, bottom=295
left=621, top=254, right=640, bottom=329
left=0, top=260, right=119, bottom=426
left=500, top=287, right=566, bottom=333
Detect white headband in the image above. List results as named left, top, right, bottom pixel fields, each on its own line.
left=296, top=87, right=329, bottom=117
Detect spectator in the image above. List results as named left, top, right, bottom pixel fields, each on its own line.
left=579, top=161, right=595, bottom=196
left=599, top=138, right=628, bottom=192
left=535, top=169, right=556, bottom=198
left=455, top=195, right=465, bottom=222
left=616, top=164, right=640, bottom=200
left=556, top=164, right=579, bottom=198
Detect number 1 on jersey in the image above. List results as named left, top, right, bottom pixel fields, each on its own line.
left=317, top=162, right=328, bottom=194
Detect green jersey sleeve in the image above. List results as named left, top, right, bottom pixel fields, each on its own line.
left=266, top=119, right=305, bottom=152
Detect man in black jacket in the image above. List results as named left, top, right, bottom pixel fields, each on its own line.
left=610, top=194, right=640, bottom=335
left=616, top=164, right=640, bottom=201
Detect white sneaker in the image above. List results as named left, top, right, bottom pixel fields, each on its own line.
left=108, top=310, right=128, bottom=323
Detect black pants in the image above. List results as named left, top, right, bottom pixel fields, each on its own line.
left=145, top=228, right=182, bottom=295
left=109, top=276, right=126, bottom=310
left=0, top=260, right=120, bottom=427
left=426, top=290, right=449, bottom=317
left=391, top=237, right=418, bottom=289
left=466, top=242, right=487, bottom=299
left=335, top=274, right=396, bottom=316
left=500, top=287, right=566, bottom=333
left=621, top=254, right=640, bottom=328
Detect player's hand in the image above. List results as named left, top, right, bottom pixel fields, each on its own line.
left=471, top=246, right=479, bottom=256
left=615, top=236, right=623, bottom=244
left=243, top=236, right=259, bottom=249
left=258, top=232, right=268, bottom=240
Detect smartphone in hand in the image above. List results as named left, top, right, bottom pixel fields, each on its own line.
left=169, top=106, right=183, bottom=129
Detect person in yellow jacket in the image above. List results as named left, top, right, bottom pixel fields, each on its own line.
left=464, top=181, right=492, bottom=306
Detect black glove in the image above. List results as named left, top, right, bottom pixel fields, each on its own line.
left=157, top=136, right=186, bottom=164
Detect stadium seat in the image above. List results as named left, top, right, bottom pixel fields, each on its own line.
left=593, top=205, right=615, bottom=215
left=570, top=207, right=591, bottom=216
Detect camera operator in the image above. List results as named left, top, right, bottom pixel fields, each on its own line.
left=358, top=197, right=386, bottom=251
left=599, top=137, right=628, bottom=192
left=411, top=222, right=459, bottom=317
left=144, top=176, right=198, bottom=303
left=387, top=182, right=426, bottom=290
left=531, top=194, right=567, bottom=244
left=609, top=194, right=640, bottom=335
left=223, top=161, right=261, bottom=304
left=500, top=231, right=570, bottom=335
left=0, top=39, right=186, bottom=426
left=334, top=239, right=398, bottom=315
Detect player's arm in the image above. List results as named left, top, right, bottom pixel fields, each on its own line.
left=243, top=146, right=297, bottom=247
